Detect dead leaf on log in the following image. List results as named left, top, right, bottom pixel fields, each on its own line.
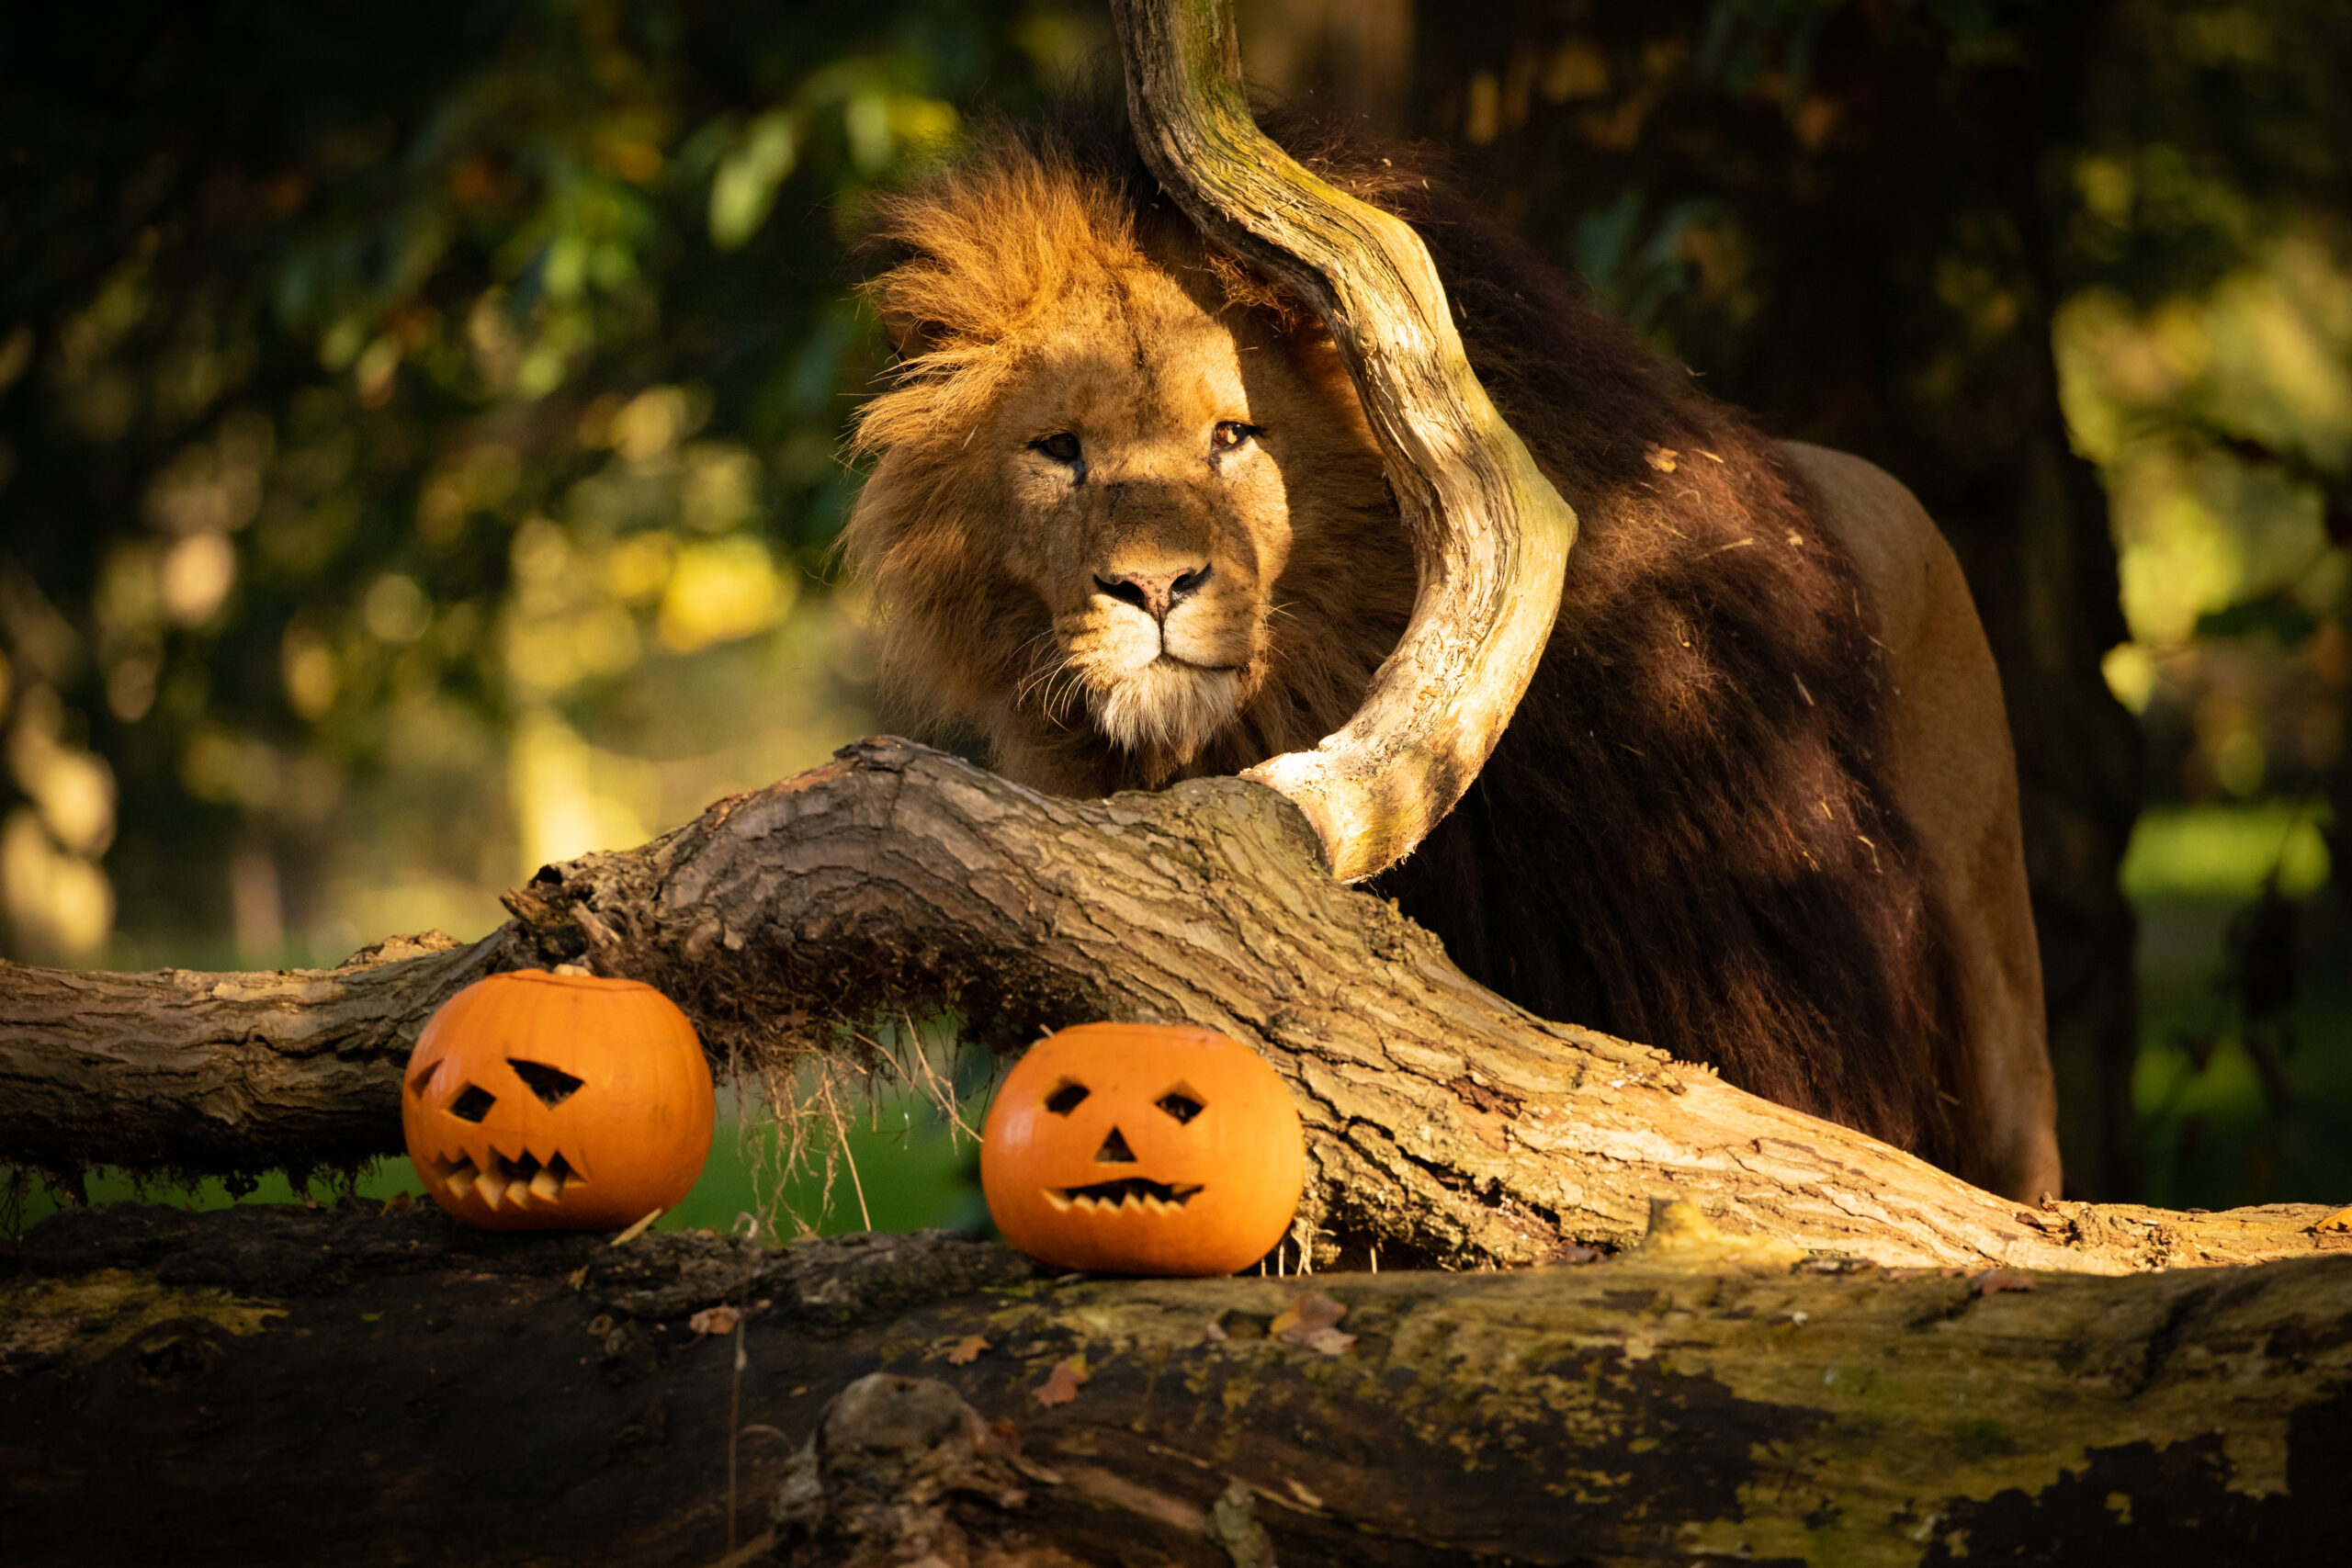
left=2310, top=1206, right=2352, bottom=1235
left=687, top=1304, right=740, bottom=1337
left=946, top=1335, right=989, bottom=1365
left=1271, top=1292, right=1356, bottom=1355
left=1033, top=1356, right=1089, bottom=1407
left=1269, top=1291, right=1344, bottom=1336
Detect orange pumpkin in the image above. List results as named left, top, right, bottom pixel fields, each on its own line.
left=979, top=1023, right=1305, bottom=1276
left=401, top=969, right=715, bottom=1233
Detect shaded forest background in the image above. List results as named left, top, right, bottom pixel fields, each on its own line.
left=0, top=0, right=2345, bottom=1216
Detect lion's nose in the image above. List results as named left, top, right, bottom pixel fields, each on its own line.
left=1094, top=563, right=1211, bottom=621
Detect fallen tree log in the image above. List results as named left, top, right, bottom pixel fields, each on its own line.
left=0, top=931, right=503, bottom=1180
left=3, top=740, right=2346, bottom=1276
left=3, top=1201, right=2346, bottom=1566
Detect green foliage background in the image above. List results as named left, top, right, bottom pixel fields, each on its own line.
left=2, top=0, right=2345, bottom=1217
left=1, top=0, right=1110, bottom=969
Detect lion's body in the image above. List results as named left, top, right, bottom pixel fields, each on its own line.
left=1792, top=444, right=2058, bottom=1197
left=845, top=114, right=2061, bottom=1200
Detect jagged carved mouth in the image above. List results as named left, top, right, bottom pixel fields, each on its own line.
left=424, top=1148, right=582, bottom=1207
left=1045, top=1177, right=1204, bottom=1213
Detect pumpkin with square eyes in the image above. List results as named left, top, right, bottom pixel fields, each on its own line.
left=979, top=1022, right=1305, bottom=1276
left=400, top=969, right=715, bottom=1233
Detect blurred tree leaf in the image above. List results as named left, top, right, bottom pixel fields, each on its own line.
left=0, top=0, right=1084, bottom=964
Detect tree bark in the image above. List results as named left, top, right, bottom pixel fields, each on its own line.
left=4, top=1201, right=2346, bottom=1566
left=3, top=740, right=2345, bottom=1275
left=0, top=930, right=507, bottom=1179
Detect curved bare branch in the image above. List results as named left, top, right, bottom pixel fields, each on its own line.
left=1109, top=0, right=1577, bottom=882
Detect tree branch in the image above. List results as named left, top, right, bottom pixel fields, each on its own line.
left=0, top=931, right=513, bottom=1176
left=6, top=741, right=2344, bottom=1275
left=1110, top=0, right=1578, bottom=883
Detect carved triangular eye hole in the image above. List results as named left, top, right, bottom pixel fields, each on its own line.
left=449, top=1084, right=497, bottom=1122
left=510, top=1057, right=586, bottom=1107
left=1044, top=1080, right=1091, bottom=1116
left=1156, top=1086, right=1204, bottom=1125
left=1095, top=1127, right=1137, bottom=1164
left=405, top=1061, right=437, bottom=1098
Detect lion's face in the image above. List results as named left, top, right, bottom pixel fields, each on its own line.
left=983, top=268, right=1304, bottom=762
left=847, top=164, right=1412, bottom=794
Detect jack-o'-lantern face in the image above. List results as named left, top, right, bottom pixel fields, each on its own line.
left=979, top=1023, right=1304, bottom=1276
left=401, top=970, right=715, bottom=1233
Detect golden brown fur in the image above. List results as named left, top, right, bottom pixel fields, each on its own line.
left=843, top=109, right=2061, bottom=1200
left=850, top=147, right=1412, bottom=794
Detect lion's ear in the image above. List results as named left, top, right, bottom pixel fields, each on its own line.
left=880, top=306, right=948, bottom=364
left=857, top=250, right=957, bottom=363
left=1204, top=250, right=1308, bottom=337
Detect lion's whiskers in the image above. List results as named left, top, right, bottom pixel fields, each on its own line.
left=1013, top=632, right=1095, bottom=733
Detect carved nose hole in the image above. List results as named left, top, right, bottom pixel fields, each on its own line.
left=1095, top=1127, right=1136, bottom=1164
left=1045, top=1081, right=1091, bottom=1116
left=511, top=1058, right=585, bottom=1107
left=449, top=1084, right=497, bottom=1122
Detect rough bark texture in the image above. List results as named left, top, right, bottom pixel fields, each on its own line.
left=1111, top=0, right=1579, bottom=884
left=4, top=1201, right=2347, bottom=1566
left=0, top=931, right=507, bottom=1178
left=4, top=741, right=2347, bottom=1278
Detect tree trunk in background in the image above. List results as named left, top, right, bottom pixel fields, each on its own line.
left=1243, top=1, right=2146, bottom=1196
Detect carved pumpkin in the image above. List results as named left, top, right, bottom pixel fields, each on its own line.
left=979, top=1023, right=1304, bottom=1276
left=401, top=969, right=715, bottom=1233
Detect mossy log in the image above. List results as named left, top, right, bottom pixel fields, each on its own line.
left=4, top=1201, right=2347, bottom=1566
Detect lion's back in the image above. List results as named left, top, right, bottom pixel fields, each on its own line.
left=846, top=104, right=2059, bottom=1196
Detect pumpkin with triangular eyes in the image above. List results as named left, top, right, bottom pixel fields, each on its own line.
left=979, top=1023, right=1305, bottom=1276
left=401, top=969, right=715, bottom=1233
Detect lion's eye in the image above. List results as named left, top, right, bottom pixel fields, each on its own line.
left=1035, top=432, right=1082, bottom=464
left=1210, top=422, right=1260, bottom=453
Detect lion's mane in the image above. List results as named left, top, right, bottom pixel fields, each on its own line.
left=844, top=107, right=1978, bottom=1181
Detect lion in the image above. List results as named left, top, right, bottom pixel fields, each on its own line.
left=842, top=110, right=2063, bottom=1201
